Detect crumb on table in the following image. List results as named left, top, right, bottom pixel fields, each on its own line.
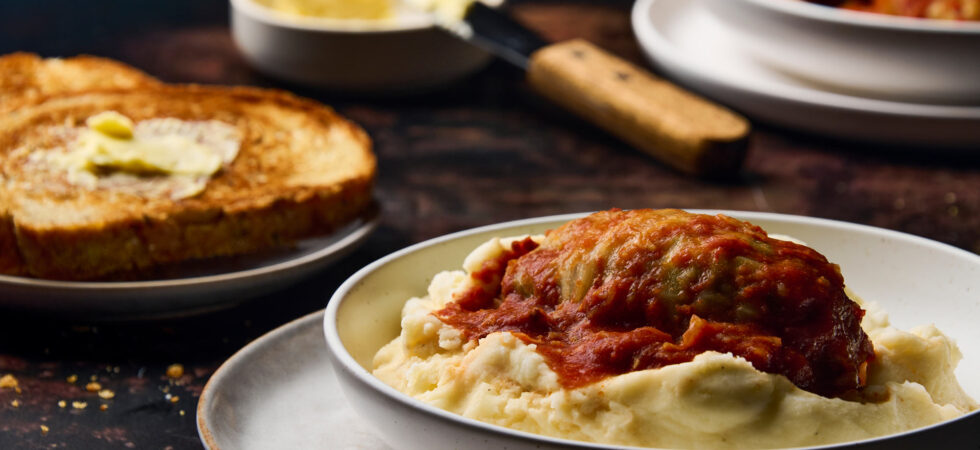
left=166, top=364, right=184, bottom=379
left=0, top=374, right=18, bottom=389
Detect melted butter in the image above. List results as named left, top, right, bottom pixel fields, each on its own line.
left=405, top=0, right=473, bottom=21
left=403, top=0, right=503, bottom=28
left=254, top=0, right=393, bottom=19
left=71, top=111, right=223, bottom=177
left=48, top=112, right=240, bottom=200
left=251, top=0, right=504, bottom=24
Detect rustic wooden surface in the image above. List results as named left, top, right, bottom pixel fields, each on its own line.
left=1, top=0, right=979, bottom=448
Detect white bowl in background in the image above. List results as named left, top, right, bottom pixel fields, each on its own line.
left=324, top=211, right=980, bottom=449
left=229, top=0, right=493, bottom=92
left=630, top=0, right=980, bottom=147
left=702, top=0, right=980, bottom=104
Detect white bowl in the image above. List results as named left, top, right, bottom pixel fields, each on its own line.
left=229, top=0, right=493, bottom=92
left=324, top=211, right=980, bottom=449
left=702, top=0, right=980, bottom=104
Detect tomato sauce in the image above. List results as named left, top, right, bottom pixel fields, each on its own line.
left=436, top=209, right=875, bottom=398
left=808, top=0, right=979, bottom=20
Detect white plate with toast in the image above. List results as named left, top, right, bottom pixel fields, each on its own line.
left=632, top=0, right=980, bottom=147
left=0, top=208, right=378, bottom=320
left=0, top=57, right=380, bottom=319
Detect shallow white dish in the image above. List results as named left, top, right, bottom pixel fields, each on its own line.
left=631, top=0, right=980, bottom=147
left=325, top=210, right=980, bottom=449
left=0, top=210, right=377, bottom=320
left=230, top=0, right=493, bottom=92
left=198, top=310, right=390, bottom=450
left=703, top=0, right=980, bottom=104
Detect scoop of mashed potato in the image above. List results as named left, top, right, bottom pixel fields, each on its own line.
left=373, top=235, right=977, bottom=449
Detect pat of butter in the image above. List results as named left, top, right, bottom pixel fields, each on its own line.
left=74, top=111, right=223, bottom=178
left=88, top=111, right=134, bottom=139
left=254, top=0, right=393, bottom=19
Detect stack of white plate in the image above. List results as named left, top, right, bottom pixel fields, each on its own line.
left=632, top=0, right=980, bottom=147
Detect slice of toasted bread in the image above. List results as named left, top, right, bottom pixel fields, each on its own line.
left=0, top=85, right=375, bottom=280
left=0, top=52, right=160, bottom=115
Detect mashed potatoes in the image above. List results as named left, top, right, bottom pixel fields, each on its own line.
left=373, top=233, right=977, bottom=449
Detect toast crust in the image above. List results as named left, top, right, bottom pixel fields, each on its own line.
left=0, top=52, right=160, bottom=115
left=0, top=85, right=376, bottom=280
left=0, top=207, right=23, bottom=276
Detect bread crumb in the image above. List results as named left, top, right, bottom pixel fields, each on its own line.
left=99, top=404, right=108, bottom=411
left=85, top=382, right=102, bottom=392
left=179, top=410, right=185, bottom=416
left=72, top=401, right=87, bottom=409
left=66, top=375, right=78, bottom=384
left=98, top=389, right=115, bottom=399
left=58, top=400, right=66, bottom=408
left=11, top=399, right=20, bottom=408
left=170, top=395, right=180, bottom=403
left=0, top=374, right=18, bottom=389
left=166, top=364, right=184, bottom=379
left=89, top=375, right=97, bottom=382
left=40, top=425, right=49, bottom=435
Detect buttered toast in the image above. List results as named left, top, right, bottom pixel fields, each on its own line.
left=0, top=53, right=159, bottom=114
left=0, top=85, right=375, bottom=280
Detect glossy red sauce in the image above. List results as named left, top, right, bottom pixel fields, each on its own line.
left=436, top=209, right=875, bottom=398
left=808, top=0, right=979, bottom=20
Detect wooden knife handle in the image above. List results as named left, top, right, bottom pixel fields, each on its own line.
left=527, top=39, right=750, bottom=177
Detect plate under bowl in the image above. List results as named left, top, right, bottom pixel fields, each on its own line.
left=631, top=0, right=980, bottom=147
left=197, top=310, right=390, bottom=449
left=702, top=0, right=980, bottom=104
left=324, top=210, right=980, bottom=449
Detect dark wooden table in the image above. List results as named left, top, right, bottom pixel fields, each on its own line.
left=1, top=0, right=978, bottom=448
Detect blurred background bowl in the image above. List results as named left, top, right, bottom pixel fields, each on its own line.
left=702, top=0, right=980, bottom=104
left=230, top=0, right=493, bottom=93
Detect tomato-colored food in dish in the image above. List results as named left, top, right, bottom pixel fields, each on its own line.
left=808, top=0, right=980, bottom=20
left=437, top=209, right=875, bottom=398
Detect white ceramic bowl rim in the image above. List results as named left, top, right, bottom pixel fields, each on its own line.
left=743, top=0, right=980, bottom=33
left=230, top=0, right=435, bottom=33
left=631, top=0, right=980, bottom=120
left=324, top=210, right=980, bottom=450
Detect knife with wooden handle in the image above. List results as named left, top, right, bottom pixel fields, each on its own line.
left=441, top=3, right=751, bottom=177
